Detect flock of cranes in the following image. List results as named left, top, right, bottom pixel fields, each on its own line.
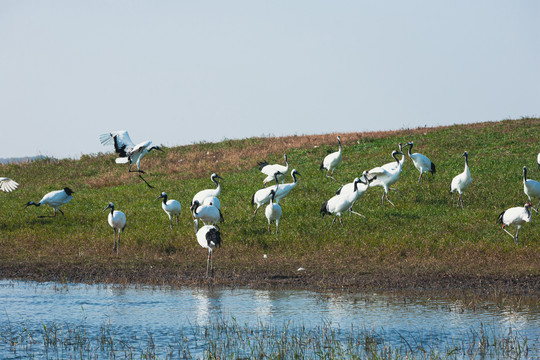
left=1, top=131, right=540, bottom=275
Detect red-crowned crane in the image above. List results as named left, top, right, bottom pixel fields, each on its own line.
left=104, top=202, right=127, bottom=256
left=320, top=136, right=342, bottom=180
left=157, top=192, right=181, bottom=229
left=497, top=203, right=533, bottom=244
left=25, top=187, right=74, bottom=217
left=450, top=151, right=472, bottom=208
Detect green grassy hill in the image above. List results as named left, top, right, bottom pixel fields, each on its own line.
left=1, top=118, right=539, bottom=294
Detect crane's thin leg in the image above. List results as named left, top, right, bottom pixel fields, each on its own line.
left=210, top=251, right=214, bottom=277
left=384, top=193, right=395, bottom=207
left=514, top=227, right=520, bottom=245
left=332, top=216, right=337, bottom=225
left=350, top=210, right=366, bottom=218
left=276, top=219, right=279, bottom=235
left=252, top=207, right=260, bottom=218
left=117, top=231, right=121, bottom=257
left=113, top=229, right=117, bottom=254
left=535, top=200, right=540, bottom=213
left=501, top=226, right=516, bottom=240
left=138, top=174, right=154, bottom=188
left=326, top=170, right=336, bottom=181
left=418, top=173, right=422, bottom=183
left=459, top=195, right=464, bottom=209
left=339, top=217, right=343, bottom=226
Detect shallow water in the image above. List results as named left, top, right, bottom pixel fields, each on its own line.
left=0, top=279, right=538, bottom=358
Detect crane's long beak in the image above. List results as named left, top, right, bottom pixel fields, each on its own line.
left=103, top=204, right=112, bottom=211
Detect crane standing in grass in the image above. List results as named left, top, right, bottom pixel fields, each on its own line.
left=320, top=136, right=342, bottom=180
left=405, top=141, right=435, bottom=182
left=191, top=173, right=223, bottom=207
left=320, top=177, right=365, bottom=225
left=104, top=202, right=127, bottom=256
left=497, top=203, right=533, bottom=244
left=251, top=172, right=281, bottom=217
left=100, top=130, right=164, bottom=188
left=156, top=192, right=181, bottom=229
left=450, top=151, right=472, bottom=209
left=25, top=187, right=74, bottom=217
left=265, top=189, right=282, bottom=234
left=368, top=151, right=403, bottom=206
left=522, top=166, right=540, bottom=212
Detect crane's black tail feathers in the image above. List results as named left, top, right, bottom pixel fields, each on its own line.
left=251, top=193, right=255, bottom=205
left=431, top=162, right=436, bottom=175
left=320, top=160, right=325, bottom=170
left=257, top=161, right=269, bottom=171
left=206, top=228, right=222, bottom=248
left=497, top=211, right=505, bottom=224
left=320, top=201, right=330, bottom=217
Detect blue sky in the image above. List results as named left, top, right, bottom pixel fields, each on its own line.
left=1, top=1, right=538, bottom=159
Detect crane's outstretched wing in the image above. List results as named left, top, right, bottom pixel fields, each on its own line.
left=0, top=177, right=19, bottom=192
left=100, top=131, right=135, bottom=157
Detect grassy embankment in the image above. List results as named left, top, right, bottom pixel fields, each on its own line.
left=0, top=118, right=539, bottom=295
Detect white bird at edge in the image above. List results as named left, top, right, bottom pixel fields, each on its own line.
left=523, top=166, right=540, bottom=212
left=100, top=130, right=164, bottom=188
left=0, top=177, right=18, bottom=192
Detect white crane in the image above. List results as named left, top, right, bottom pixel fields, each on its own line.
left=497, top=203, right=533, bottom=244
left=523, top=166, right=540, bottom=212
left=194, top=219, right=222, bottom=276
left=320, top=177, right=365, bottom=225
left=156, top=192, right=181, bottom=229
left=100, top=130, right=164, bottom=188
left=202, top=196, right=221, bottom=211
left=191, top=200, right=223, bottom=227
left=25, top=187, right=74, bottom=217
left=320, top=136, right=342, bottom=180
left=368, top=151, right=404, bottom=206
left=274, top=169, right=300, bottom=204
left=265, top=189, right=282, bottom=234
left=258, top=154, right=289, bottom=184
left=405, top=141, right=435, bottom=182
left=0, top=177, right=18, bottom=192
left=104, top=202, right=127, bottom=256
left=450, top=151, right=472, bottom=208
left=335, top=171, right=375, bottom=216
left=191, top=173, right=223, bottom=206
left=251, top=172, right=281, bottom=217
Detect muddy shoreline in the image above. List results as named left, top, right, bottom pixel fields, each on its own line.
left=2, top=261, right=538, bottom=299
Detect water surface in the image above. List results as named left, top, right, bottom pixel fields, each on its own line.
left=1, top=280, right=538, bottom=358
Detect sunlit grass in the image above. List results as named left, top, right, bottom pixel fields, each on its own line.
left=0, top=118, right=539, bottom=290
